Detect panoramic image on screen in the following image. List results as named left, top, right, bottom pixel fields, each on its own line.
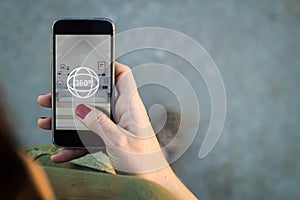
left=56, top=35, right=111, bottom=130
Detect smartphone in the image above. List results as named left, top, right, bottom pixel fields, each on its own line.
left=51, top=18, right=115, bottom=147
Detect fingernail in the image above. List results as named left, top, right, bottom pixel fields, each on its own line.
left=40, top=116, right=47, bottom=119
left=76, top=104, right=91, bottom=119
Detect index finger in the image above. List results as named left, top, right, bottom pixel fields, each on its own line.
left=114, top=62, right=137, bottom=96
left=115, top=62, right=132, bottom=82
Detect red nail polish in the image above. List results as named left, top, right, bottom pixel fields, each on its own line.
left=76, top=104, right=91, bottom=119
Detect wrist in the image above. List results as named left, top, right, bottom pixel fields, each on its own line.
left=136, top=165, right=177, bottom=186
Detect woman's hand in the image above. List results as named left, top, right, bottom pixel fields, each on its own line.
left=37, top=62, right=166, bottom=172
left=37, top=62, right=197, bottom=199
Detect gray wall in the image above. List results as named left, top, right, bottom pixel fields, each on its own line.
left=0, top=0, right=299, bottom=199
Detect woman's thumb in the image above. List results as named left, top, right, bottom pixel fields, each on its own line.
left=75, top=104, right=117, bottom=141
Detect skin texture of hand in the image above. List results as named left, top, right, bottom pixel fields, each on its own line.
left=37, top=62, right=197, bottom=199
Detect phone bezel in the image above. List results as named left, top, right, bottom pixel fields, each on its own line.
left=51, top=18, right=115, bottom=147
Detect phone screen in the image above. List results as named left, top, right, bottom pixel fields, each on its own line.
left=55, top=35, right=111, bottom=130
left=52, top=19, right=114, bottom=147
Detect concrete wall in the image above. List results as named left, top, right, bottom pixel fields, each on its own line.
left=0, top=0, right=299, bottom=199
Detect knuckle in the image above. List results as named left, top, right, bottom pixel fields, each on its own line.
left=114, top=135, right=129, bottom=149
left=92, top=111, right=109, bottom=132
left=122, top=64, right=131, bottom=73
left=96, top=111, right=108, bottom=124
